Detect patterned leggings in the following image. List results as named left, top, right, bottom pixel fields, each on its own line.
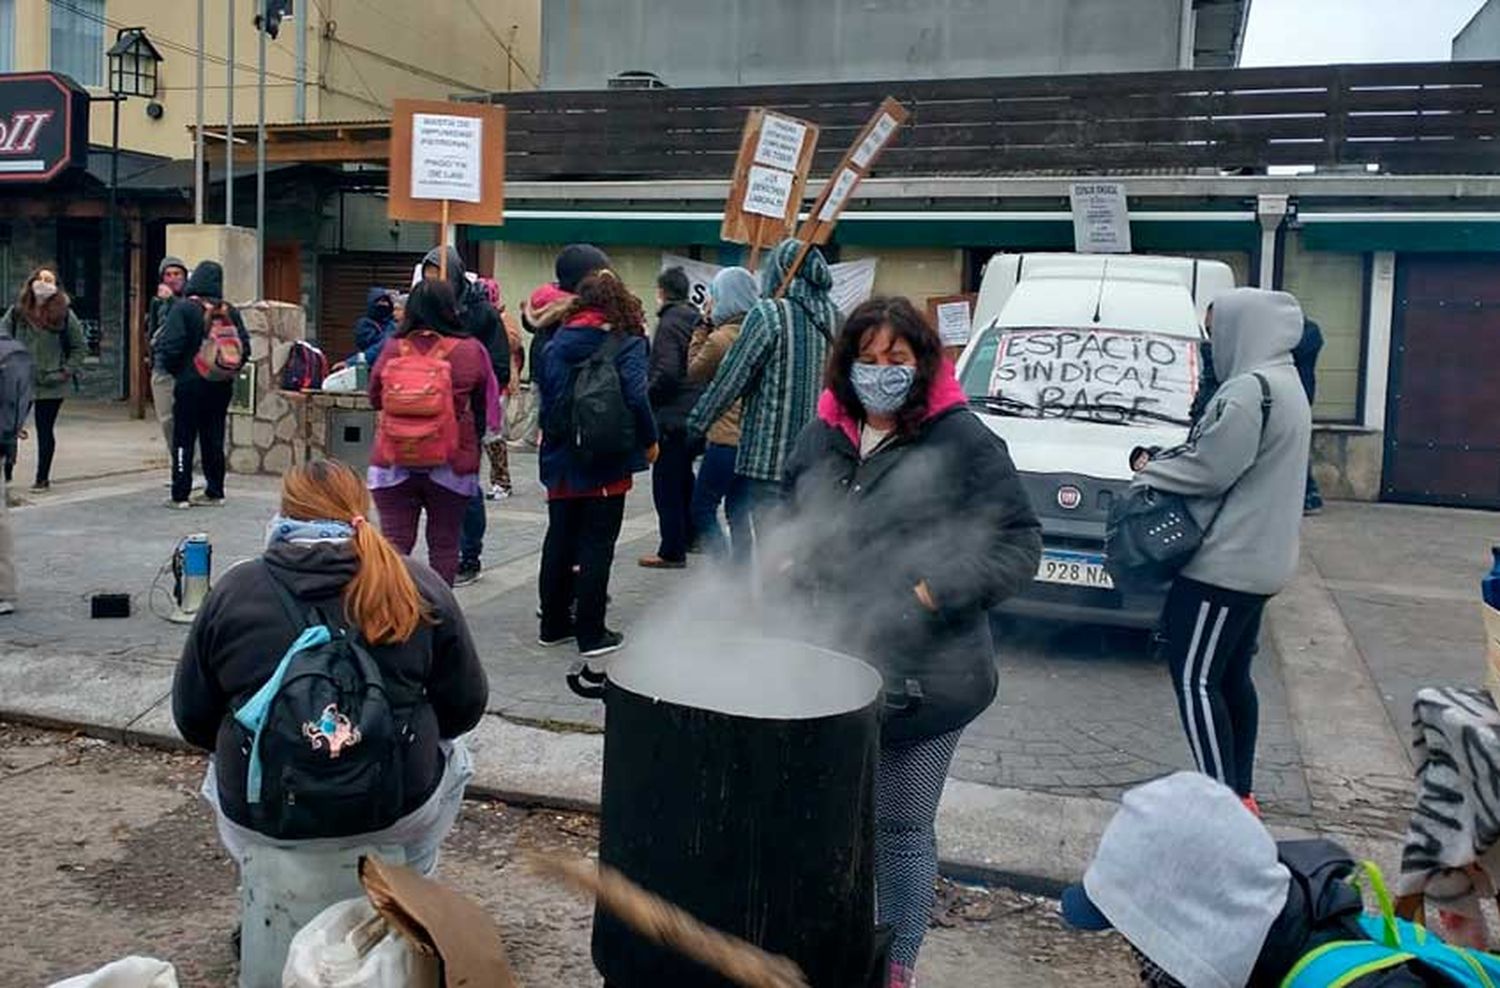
left=876, top=728, right=963, bottom=969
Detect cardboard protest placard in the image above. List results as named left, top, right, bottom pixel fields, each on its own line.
left=774, top=97, right=909, bottom=297
left=389, top=99, right=506, bottom=279
left=988, top=328, right=1199, bottom=423
left=721, top=109, right=819, bottom=256
left=1070, top=182, right=1131, bottom=254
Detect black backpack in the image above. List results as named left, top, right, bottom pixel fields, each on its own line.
left=227, top=564, right=410, bottom=840
left=279, top=340, right=329, bottom=392
left=550, top=332, right=636, bottom=464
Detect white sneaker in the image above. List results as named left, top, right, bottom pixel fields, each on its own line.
left=0, top=601, right=14, bottom=615
left=487, top=484, right=511, bottom=501
left=164, top=498, right=192, bottom=510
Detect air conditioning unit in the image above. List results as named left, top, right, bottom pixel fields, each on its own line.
left=607, top=70, right=667, bottom=91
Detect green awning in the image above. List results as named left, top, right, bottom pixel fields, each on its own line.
left=470, top=211, right=1261, bottom=253
left=1299, top=218, right=1500, bottom=253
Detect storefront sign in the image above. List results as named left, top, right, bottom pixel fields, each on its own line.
left=0, top=73, right=89, bottom=183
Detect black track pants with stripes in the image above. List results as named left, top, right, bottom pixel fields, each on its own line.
left=1159, top=576, right=1270, bottom=797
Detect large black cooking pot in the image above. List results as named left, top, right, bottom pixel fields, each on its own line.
left=568, top=638, right=910, bottom=987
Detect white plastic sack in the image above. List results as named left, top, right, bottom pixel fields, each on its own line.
left=283, top=897, right=438, bottom=988
left=320, top=365, right=360, bottom=393
left=47, top=957, right=178, bottom=988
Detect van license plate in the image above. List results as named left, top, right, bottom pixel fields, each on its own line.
left=1036, top=550, right=1115, bottom=589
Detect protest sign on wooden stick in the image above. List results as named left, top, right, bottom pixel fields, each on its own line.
left=389, top=98, right=507, bottom=280
left=721, top=109, right=819, bottom=270
left=775, top=97, right=909, bottom=298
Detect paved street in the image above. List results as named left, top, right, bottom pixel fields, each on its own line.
left=5, top=402, right=1492, bottom=875
left=2, top=404, right=1313, bottom=817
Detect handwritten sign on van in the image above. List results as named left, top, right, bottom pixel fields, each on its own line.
left=989, top=328, right=1199, bottom=423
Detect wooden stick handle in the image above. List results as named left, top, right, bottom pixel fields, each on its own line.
left=439, top=199, right=451, bottom=282
left=526, top=853, right=809, bottom=988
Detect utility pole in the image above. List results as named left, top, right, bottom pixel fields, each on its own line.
left=226, top=0, right=235, bottom=226
left=256, top=6, right=267, bottom=300
left=295, top=2, right=308, bottom=122
left=194, top=0, right=205, bottom=223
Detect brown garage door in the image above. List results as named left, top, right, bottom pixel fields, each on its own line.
left=317, top=252, right=417, bottom=362
left=1383, top=254, right=1500, bottom=509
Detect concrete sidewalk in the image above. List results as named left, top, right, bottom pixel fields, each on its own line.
left=0, top=402, right=1462, bottom=889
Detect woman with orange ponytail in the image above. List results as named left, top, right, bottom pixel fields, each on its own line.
left=172, top=459, right=488, bottom=874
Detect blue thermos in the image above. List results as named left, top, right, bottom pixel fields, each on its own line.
left=1484, top=546, right=1500, bottom=610
left=175, top=533, right=212, bottom=616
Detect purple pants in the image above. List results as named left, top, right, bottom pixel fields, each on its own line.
left=371, top=475, right=471, bottom=584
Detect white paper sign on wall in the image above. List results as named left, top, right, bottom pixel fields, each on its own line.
left=411, top=114, right=483, bottom=203
left=935, top=300, right=974, bottom=346
left=1070, top=182, right=1132, bottom=254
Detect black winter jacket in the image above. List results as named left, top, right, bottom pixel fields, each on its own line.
left=420, top=246, right=509, bottom=389
left=172, top=541, right=488, bottom=832
left=648, top=301, right=705, bottom=432
left=153, top=262, right=252, bottom=385
left=783, top=392, right=1042, bottom=743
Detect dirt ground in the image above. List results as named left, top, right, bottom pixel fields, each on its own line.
left=0, top=722, right=1135, bottom=986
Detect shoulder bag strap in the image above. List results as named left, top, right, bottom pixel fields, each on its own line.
left=261, top=559, right=312, bottom=631
left=595, top=331, right=629, bottom=363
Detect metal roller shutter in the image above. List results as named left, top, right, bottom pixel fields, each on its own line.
left=317, top=252, right=417, bottom=361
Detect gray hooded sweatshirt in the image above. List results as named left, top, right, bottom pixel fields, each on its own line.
left=1135, top=288, right=1312, bottom=596
left=1082, top=772, right=1291, bottom=988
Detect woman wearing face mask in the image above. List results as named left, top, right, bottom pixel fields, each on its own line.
left=0, top=267, right=85, bottom=491
left=783, top=296, right=1042, bottom=987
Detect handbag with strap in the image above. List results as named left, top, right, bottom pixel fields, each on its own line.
left=1105, top=372, right=1271, bottom=588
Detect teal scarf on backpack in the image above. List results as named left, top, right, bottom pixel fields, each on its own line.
left=234, top=625, right=332, bottom=804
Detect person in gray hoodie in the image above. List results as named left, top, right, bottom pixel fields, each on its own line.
left=1063, top=773, right=1454, bottom=987
left=1133, top=288, right=1311, bottom=812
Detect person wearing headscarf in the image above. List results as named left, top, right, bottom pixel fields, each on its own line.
left=687, top=239, right=841, bottom=546
left=686, top=266, right=759, bottom=565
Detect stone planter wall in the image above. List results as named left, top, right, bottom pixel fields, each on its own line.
left=228, top=302, right=311, bottom=476
left=1311, top=426, right=1384, bottom=502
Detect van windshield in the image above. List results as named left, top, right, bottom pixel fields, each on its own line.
left=961, top=325, right=1200, bottom=426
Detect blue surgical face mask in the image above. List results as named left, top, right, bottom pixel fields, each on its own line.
left=851, top=362, right=916, bottom=416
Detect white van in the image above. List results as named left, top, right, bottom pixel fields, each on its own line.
left=958, top=253, right=1235, bottom=628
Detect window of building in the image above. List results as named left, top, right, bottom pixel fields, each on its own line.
left=0, top=0, right=14, bottom=73
left=51, top=0, right=105, bottom=87
left=1280, top=231, right=1367, bottom=423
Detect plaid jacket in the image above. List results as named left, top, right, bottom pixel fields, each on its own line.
left=689, top=295, right=836, bottom=482
left=688, top=240, right=840, bottom=483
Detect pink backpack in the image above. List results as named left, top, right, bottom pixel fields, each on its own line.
left=192, top=299, right=245, bottom=382
left=374, top=331, right=460, bottom=468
